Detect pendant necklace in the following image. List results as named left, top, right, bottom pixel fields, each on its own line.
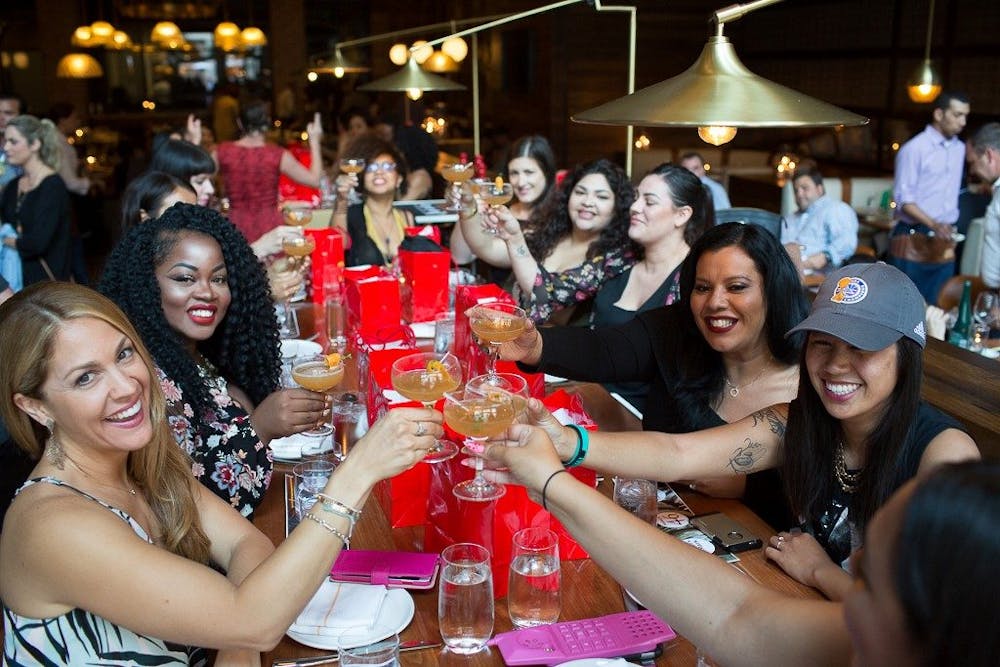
left=723, top=360, right=770, bottom=398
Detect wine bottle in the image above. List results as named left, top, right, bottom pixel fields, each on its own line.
left=948, top=280, right=973, bottom=348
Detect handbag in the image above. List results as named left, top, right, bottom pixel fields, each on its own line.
left=889, top=224, right=956, bottom=263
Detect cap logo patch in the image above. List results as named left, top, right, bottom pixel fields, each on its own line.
left=830, top=276, right=868, bottom=305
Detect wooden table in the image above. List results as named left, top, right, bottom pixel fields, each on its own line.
left=257, top=383, right=822, bottom=666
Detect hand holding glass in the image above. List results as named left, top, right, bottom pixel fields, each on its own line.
left=390, top=352, right=462, bottom=462
left=469, top=303, right=527, bottom=384
left=445, top=388, right=515, bottom=501
left=441, top=163, right=475, bottom=212
left=292, top=354, right=345, bottom=436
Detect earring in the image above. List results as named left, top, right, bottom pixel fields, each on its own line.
left=44, top=419, right=65, bottom=469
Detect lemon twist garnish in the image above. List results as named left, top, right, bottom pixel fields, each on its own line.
left=425, top=359, right=452, bottom=383
left=494, top=175, right=504, bottom=189
left=324, top=353, right=342, bottom=367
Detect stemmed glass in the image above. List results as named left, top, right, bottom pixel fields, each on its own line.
left=445, top=388, right=516, bottom=502
left=291, top=354, right=346, bottom=436
left=476, top=178, right=514, bottom=236
left=339, top=158, right=366, bottom=176
left=441, top=162, right=475, bottom=212
left=469, top=303, right=528, bottom=384
left=466, top=373, right=529, bottom=418
left=971, top=290, right=999, bottom=351
left=390, top=352, right=463, bottom=463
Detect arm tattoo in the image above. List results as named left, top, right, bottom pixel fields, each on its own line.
left=728, top=438, right=765, bottom=473
left=750, top=407, right=786, bottom=437
left=514, top=244, right=529, bottom=257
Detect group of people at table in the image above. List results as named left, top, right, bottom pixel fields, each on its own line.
left=0, top=100, right=997, bottom=666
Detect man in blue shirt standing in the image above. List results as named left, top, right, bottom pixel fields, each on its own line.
left=889, top=91, right=970, bottom=303
left=782, top=167, right=858, bottom=271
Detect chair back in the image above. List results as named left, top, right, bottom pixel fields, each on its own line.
left=714, top=207, right=783, bottom=238
left=959, top=217, right=986, bottom=276
left=937, top=274, right=988, bottom=311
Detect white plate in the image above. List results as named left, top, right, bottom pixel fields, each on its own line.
left=280, top=339, right=324, bottom=359
left=408, top=321, right=436, bottom=339
left=287, top=588, right=415, bottom=650
left=270, top=432, right=335, bottom=463
left=556, top=659, right=640, bottom=667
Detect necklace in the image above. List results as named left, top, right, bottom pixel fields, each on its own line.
left=723, top=363, right=769, bottom=398
left=834, top=443, right=862, bottom=493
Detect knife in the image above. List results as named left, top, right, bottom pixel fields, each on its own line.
left=271, top=639, right=441, bottom=667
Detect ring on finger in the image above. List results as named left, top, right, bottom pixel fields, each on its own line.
left=415, top=421, right=426, bottom=437
left=777, top=535, right=785, bottom=542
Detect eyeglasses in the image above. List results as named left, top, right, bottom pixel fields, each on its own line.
left=365, top=161, right=397, bottom=173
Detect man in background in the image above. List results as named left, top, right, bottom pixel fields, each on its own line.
left=782, top=166, right=859, bottom=271
left=890, top=90, right=970, bottom=303
left=680, top=151, right=731, bottom=211
left=967, top=123, right=1000, bottom=289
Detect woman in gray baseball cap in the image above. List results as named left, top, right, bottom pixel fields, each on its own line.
left=485, top=262, right=979, bottom=601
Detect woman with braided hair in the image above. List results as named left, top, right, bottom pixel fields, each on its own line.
left=99, top=203, right=329, bottom=517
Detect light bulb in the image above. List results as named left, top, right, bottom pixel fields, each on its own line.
left=698, top=126, right=738, bottom=146
left=389, top=43, right=409, bottom=66
left=334, top=66, right=345, bottom=78
left=441, top=36, right=468, bottom=63
left=410, top=41, right=432, bottom=65
left=406, top=88, right=424, bottom=101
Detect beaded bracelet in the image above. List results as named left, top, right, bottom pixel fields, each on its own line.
left=541, top=469, right=569, bottom=511
left=564, top=424, right=590, bottom=468
left=304, top=512, right=351, bottom=548
left=315, top=493, right=362, bottom=529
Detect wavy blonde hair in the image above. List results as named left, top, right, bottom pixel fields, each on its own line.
left=0, top=283, right=210, bottom=563
left=7, top=115, right=62, bottom=171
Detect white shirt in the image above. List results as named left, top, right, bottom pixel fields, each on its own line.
left=982, top=177, right=1000, bottom=288
left=700, top=175, right=731, bottom=211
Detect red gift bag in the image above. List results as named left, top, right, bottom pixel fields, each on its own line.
left=305, top=229, right=345, bottom=304
left=344, top=273, right=401, bottom=338
left=398, top=247, right=451, bottom=324
left=405, top=225, right=442, bottom=245
left=425, top=389, right=597, bottom=598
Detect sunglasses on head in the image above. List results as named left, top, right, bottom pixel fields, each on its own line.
left=365, top=161, right=397, bottom=173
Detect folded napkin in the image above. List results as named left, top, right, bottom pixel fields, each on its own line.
left=270, top=432, right=333, bottom=460
left=290, top=581, right=389, bottom=636
left=408, top=321, right=436, bottom=339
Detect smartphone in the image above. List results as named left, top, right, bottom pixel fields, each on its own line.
left=691, top=512, right=763, bottom=552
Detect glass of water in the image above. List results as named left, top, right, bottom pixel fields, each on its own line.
left=337, top=628, right=399, bottom=667
left=613, top=478, right=658, bottom=525
left=438, top=543, right=494, bottom=654
left=508, top=527, right=560, bottom=628
left=293, top=459, right=335, bottom=519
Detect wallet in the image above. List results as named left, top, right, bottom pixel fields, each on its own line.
left=330, top=550, right=441, bottom=590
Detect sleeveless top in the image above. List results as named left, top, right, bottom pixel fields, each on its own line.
left=216, top=142, right=284, bottom=243
left=2, top=477, right=206, bottom=666
left=344, top=203, right=408, bottom=267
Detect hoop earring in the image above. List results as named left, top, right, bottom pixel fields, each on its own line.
left=45, top=419, right=65, bottom=469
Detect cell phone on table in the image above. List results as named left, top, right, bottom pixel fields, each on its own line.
left=691, top=512, right=763, bottom=552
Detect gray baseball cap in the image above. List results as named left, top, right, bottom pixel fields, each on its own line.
left=786, top=262, right=927, bottom=350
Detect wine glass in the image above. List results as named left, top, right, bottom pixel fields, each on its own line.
left=283, top=204, right=314, bottom=228
left=466, top=373, right=529, bottom=420
left=971, top=290, right=999, bottom=351
left=477, top=178, right=514, bottom=236
left=445, top=388, right=516, bottom=502
left=291, top=354, right=346, bottom=436
left=441, top=162, right=475, bottom=212
left=390, top=352, right=463, bottom=463
left=339, top=158, right=366, bottom=175
left=469, top=303, right=527, bottom=383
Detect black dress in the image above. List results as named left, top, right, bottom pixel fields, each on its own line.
left=0, top=174, right=71, bottom=285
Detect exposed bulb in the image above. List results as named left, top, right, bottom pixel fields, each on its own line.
left=698, top=126, right=737, bottom=146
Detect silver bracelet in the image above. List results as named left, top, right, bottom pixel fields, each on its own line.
left=315, top=493, right=362, bottom=529
left=303, top=511, right=351, bottom=548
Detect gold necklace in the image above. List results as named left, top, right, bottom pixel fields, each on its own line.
left=834, top=443, right=862, bottom=493
left=724, top=363, right=769, bottom=398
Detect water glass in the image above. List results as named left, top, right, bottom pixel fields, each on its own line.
left=434, top=312, right=455, bottom=354
left=508, top=528, right=561, bottom=628
left=337, top=628, right=399, bottom=667
left=438, top=543, right=494, bottom=654
left=293, top=459, right=335, bottom=519
left=613, top=478, right=658, bottom=525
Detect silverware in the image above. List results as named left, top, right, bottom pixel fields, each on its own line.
left=272, top=639, right=441, bottom=667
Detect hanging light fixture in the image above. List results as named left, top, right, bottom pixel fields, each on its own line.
left=214, top=21, right=241, bottom=51
left=56, top=53, right=104, bottom=78
left=241, top=26, right=267, bottom=48
left=907, top=0, right=941, bottom=103
left=424, top=50, right=460, bottom=73
left=150, top=21, right=181, bottom=44
left=572, top=0, right=868, bottom=146
left=441, top=22, right=468, bottom=62
left=71, top=25, right=96, bottom=47
left=389, top=43, right=410, bottom=65
left=410, top=40, right=433, bottom=64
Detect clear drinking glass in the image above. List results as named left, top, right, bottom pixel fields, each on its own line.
left=438, top=543, right=494, bottom=654
left=508, top=527, right=560, bottom=628
left=390, top=352, right=463, bottom=463
left=337, top=628, right=399, bottom=667
left=445, top=388, right=515, bottom=502
left=469, top=303, right=527, bottom=384
left=293, top=459, right=335, bottom=519
left=613, top=478, right=658, bottom=525
left=434, top=312, right=456, bottom=355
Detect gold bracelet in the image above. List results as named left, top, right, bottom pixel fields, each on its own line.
left=315, top=492, right=362, bottom=528
left=303, top=511, right=351, bottom=548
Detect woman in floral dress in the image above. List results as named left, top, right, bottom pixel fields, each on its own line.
left=457, top=159, right=635, bottom=324
left=99, top=204, right=330, bottom=517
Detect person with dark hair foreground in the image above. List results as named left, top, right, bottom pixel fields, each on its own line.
left=497, top=262, right=978, bottom=600
left=484, top=414, right=998, bottom=667
left=458, top=159, right=636, bottom=323
left=99, top=204, right=329, bottom=517
left=0, top=282, right=440, bottom=665
left=502, top=222, right=807, bottom=517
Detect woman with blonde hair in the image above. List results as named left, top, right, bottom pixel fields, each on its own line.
left=0, top=114, right=72, bottom=285
left=0, top=282, right=440, bottom=665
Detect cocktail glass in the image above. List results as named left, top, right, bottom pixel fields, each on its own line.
left=339, top=158, right=366, bottom=175
left=469, top=303, right=527, bottom=383
left=292, top=354, right=345, bottom=436
left=466, top=373, right=529, bottom=419
left=445, top=388, right=515, bottom=501
left=283, top=204, right=314, bottom=228
left=390, top=352, right=463, bottom=463
left=441, top=162, right=475, bottom=212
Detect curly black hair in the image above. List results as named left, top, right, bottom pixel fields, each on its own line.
left=98, top=203, right=280, bottom=423
left=526, top=158, right=636, bottom=262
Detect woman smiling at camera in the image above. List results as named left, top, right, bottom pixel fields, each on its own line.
left=99, top=204, right=329, bottom=518
left=500, top=262, right=978, bottom=600
left=0, top=282, right=440, bottom=666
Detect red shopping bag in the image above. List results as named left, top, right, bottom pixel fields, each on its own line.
left=305, top=228, right=346, bottom=304
left=405, top=224, right=442, bottom=245
left=425, top=389, right=597, bottom=598
left=398, top=246, right=451, bottom=324
left=344, top=273, right=401, bottom=338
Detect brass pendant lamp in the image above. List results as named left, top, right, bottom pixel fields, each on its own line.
left=906, top=0, right=941, bottom=103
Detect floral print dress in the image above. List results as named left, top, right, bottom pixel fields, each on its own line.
left=515, top=247, right=635, bottom=323
left=159, top=365, right=273, bottom=518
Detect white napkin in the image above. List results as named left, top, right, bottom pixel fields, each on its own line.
left=290, top=581, right=389, bottom=636
left=269, top=432, right=333, bottom=460
left=408, top=321, right=436, bottom=339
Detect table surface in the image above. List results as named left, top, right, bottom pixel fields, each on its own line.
left=258, top=382, right=822, bottom=666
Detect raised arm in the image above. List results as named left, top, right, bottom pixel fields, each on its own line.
left=483, top=425, right=850, bottom=667
left=455, top=194, right=514, bottom=268
left=279, top=112, right=324, bottom=188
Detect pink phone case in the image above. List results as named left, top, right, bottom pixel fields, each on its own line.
left=330, top=550, right=441, bottom=590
